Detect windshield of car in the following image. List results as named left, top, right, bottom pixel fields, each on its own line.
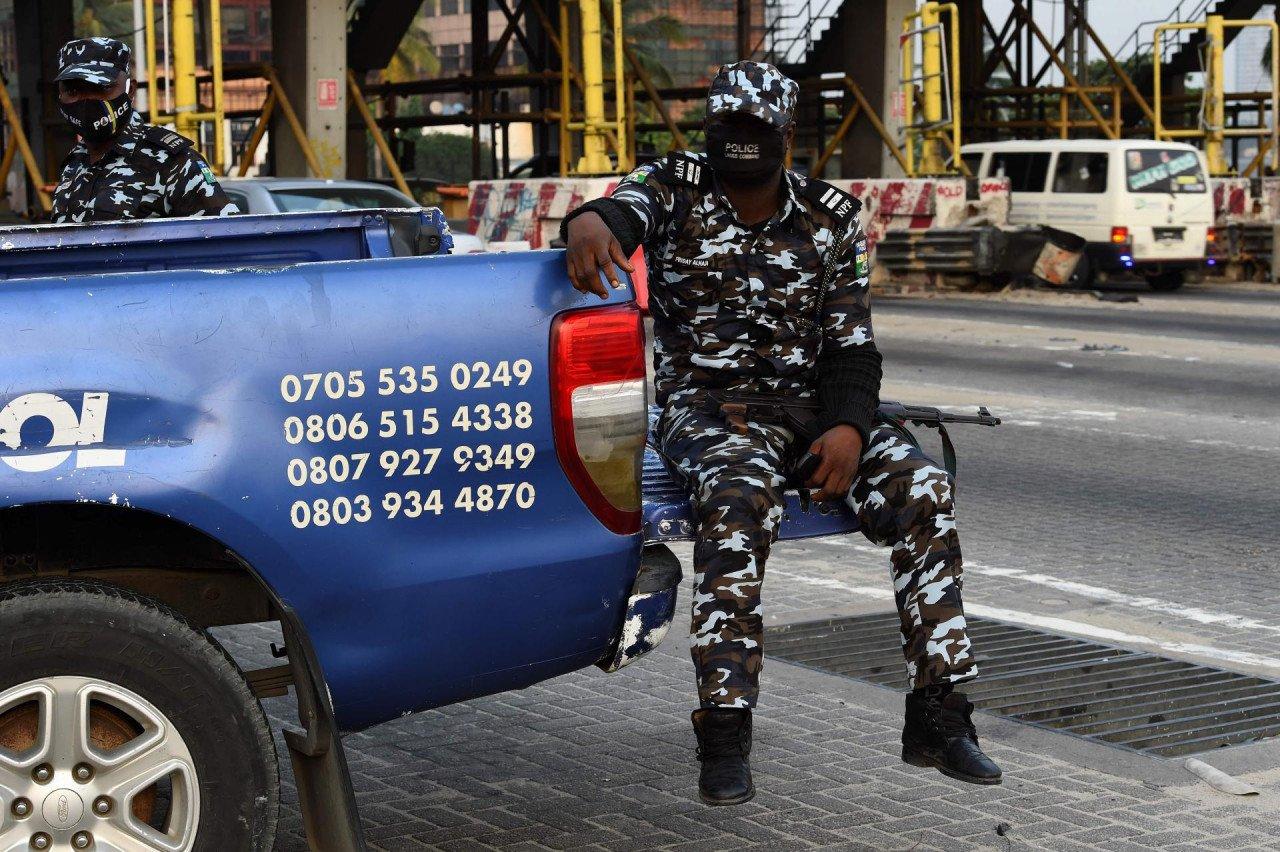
left=269, top=187, right=417, bottom=212
left=1125, top=149, right=1206, bottom=194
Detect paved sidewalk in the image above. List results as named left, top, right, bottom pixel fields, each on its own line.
left=219, top=569, right=1280, bottom=851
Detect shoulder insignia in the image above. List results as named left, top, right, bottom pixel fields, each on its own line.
left=140, top=124, right=193, bottom=152
left=620, top=161, right=658, bottom=186
left=663, top=152, right=709, bottom=190
left=794, top=175, right=861, bottom=226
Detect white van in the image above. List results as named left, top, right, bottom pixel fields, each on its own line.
left=960, top=139, right=1213, bottom=290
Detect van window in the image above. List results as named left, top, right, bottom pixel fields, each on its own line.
left=1125, top=149, right=1206, bottom=193
left=961, top=152, right=983, bottom=177
left=989, top=152, right=1051, bottom=192
left=1052, top=152, right=1108, bottom=193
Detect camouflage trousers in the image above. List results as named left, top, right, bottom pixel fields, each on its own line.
left=657, top=404, right=977, bottom=709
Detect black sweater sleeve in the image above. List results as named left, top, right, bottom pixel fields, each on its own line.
left=813, top=344, right=883, bottom=446
left=559, top=197, right=648, bottom=256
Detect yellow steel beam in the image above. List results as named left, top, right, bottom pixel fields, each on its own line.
left=1074, top=4, right=1155, bottom=127
left=812, top=101, right=861, bottom=178
left=347, top=71, right=414, bottom=198
left=171, top=0, right=198, bottom=143
left=1241, top=136, right=1272, bottom=176
left=236, top=88, right=276, bottom=176
left=572, top=0, right=611, bottom=173
left=919, top=2, right=943, bottom=173
left=262, top=65, right=326, bottom=178
left=846, top=77, right=911, bottom=175
left=901, top=2, right=962, bottom=175
left=144, top=0, right=158, bottom=122
left=0, top=142, right=16, bottom=191
left=1010, top=0, right=1117, bottom=139
left=0, top=77, right=50, bottom=212
left=611, top=0, right=628, bottom=172
left=1206, top=14, right=1227, bottom=173
left=208, top=0, right=225, bottom=171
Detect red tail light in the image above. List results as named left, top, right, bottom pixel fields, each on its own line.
left=1206, top=227, right=1217, bottom=243
left=1110, top=226, right=1130, bottom=244
left=550, top=305, right=648, bottom=534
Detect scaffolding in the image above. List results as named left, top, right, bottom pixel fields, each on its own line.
left=142, top=0, right=227, bottom=171
left=1154, top=14, right=1279, bottom=176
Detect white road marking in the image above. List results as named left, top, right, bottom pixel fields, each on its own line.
left=819, top=539, right=1280, bottom=636
left=769, top=569, right=1280, bottom=674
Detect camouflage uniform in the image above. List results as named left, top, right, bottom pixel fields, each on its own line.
left=53, top=114, right=239, bottom=223
left=51, top=38, right=238, bottom=224
left=660, top=407, right=974, bottom=707
left=574, top=61, right=977, bottom=709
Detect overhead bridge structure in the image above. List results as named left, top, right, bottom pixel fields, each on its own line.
left=0, top=0, right=1276, bottom=219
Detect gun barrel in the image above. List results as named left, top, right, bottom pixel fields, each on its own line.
left=878, top=402, right=1002, bottom=427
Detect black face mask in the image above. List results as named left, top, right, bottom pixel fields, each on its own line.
left=705, top=123, right=786, bottom=183
left=59, top=89, right=133, bottom=144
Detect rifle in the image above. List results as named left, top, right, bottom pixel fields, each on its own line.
left=701, top=389, right=1001, bottom=480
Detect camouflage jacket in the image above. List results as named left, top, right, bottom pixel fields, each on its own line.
left=53, top=115, right=239, bottom=223
left=602, top=151, right=880, bottom=421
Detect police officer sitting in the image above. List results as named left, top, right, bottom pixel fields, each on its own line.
left=52, top=37, right=238, bottom=223
left=563, top=61, right=1001, bottom=805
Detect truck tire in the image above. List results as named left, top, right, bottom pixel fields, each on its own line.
left=0, top=579, right=279, bottom=851
left=1145, top=270, right=1185, bottom=291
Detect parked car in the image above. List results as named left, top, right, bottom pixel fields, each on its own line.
left=222, top=177, right=486, bottom=253
left=960, top=139, right=1213, bottom=290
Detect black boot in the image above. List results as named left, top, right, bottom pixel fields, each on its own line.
left=902, top=686, right=1002, bottom=785
left=691, top=708, right=755, bottom=805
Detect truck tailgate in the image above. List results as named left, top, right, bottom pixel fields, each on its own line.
left=0, top=248, right=640, bottom=730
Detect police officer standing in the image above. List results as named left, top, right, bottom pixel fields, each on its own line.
left=51, top=37, right=238, bottom=223
left=563, top=61, right=1001, bottom=805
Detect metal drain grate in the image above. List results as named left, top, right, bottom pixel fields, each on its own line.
left=766, top=612, right=1280, bottom=757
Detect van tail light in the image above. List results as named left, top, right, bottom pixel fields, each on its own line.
left=1206, top=227, right=1217, bottom=244
left=550, top=305, right=648, bottom=534
left=1110, top=226, right=1130, bottom=245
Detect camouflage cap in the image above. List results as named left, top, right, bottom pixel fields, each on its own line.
left=706, top=60, right=799, bottom=129
left=56, top=37, right=132, bottom=87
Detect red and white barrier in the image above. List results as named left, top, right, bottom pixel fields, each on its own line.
left=467, top=175, right=1012, bottom=304
left=1210, top=176, right=1280, bottom=223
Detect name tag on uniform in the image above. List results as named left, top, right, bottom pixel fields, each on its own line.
left=673, top=256, right=710, bottom=268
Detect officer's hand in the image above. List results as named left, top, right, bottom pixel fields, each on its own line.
left=806, top=425, right=863, bottom=502
left=565, top=211, right=634, bottom=300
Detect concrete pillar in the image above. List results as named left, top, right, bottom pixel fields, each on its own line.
left=878, top=0, right=915, bottom=178
left=270, top=0, right=346, bottom=177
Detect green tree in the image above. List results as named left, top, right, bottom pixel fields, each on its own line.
left=415, top=131, right=493, bottom=183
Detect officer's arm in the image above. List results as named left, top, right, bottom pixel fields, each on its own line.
left=560, top=160, right=677, bottom=297
left=815, top=223, right=883, bottom=446
left=164, top=152, right=240, bottom=217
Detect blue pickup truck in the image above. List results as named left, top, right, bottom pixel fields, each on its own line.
left=0, top=208, right=961, bottom=851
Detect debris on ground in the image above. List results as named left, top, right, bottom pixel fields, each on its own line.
left=1184, top=758, right=1260, bottom=796
left=1081, top=343, right=1129, bottom=352
left=1091, top=290, right=1140, bottom=303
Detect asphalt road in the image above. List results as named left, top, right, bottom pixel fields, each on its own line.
left=778, top=282, right=1280, bottom=673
